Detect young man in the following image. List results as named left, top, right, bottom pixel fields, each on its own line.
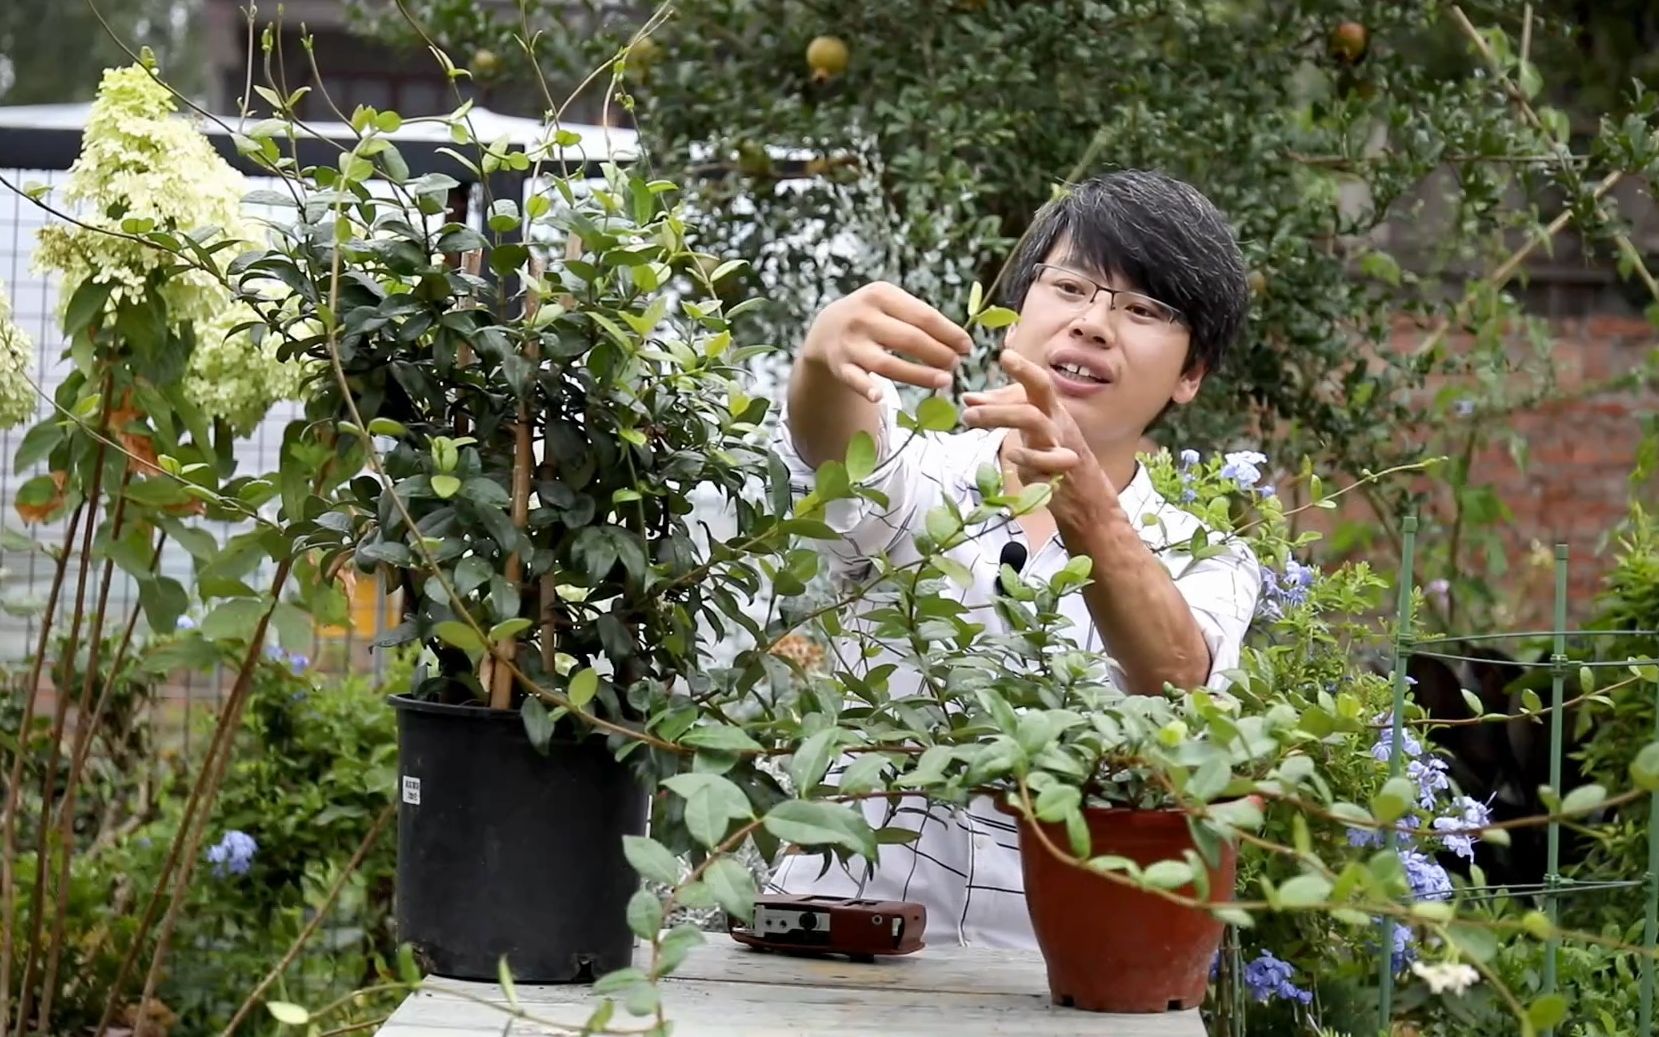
left=766, top=170, right=1262, bottom=948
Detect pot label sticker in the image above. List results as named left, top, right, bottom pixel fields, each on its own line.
left=402, top=775, right=421, bottom=806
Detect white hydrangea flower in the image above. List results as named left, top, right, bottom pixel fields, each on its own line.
left=32, top=63, right=306, bottom=431
left=0, top=278, right=36, bottom=430
left=186, top=303, right=310, bottom=436
left=1410, top=960, right=1480, bottom=996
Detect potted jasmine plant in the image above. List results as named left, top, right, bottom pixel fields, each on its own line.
left=755, top=438, right=1412, bottom=1015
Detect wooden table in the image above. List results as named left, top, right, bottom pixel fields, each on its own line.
left=377, top=935, right=1207, bottom=1035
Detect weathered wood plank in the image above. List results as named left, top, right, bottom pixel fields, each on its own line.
left=377, top=935, right=1208, bottom=1036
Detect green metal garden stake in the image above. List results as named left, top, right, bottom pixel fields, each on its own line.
left=1643, top=672, right=1659, bottom=1037
left=1542, top=544, right=1568, bottom=1037
left=1378, top=514, right=1418, bottom=1036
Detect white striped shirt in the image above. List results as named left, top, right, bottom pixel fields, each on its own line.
left=766, top=377, right=1262, bottom=949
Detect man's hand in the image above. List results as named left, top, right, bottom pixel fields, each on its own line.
left=801, top=282, right=974, bottom=402
left=961, top=351, right=1119, bottom=533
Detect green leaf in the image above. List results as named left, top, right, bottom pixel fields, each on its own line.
left=621, top=835, right=681, bottom=886
left=1447, top=922, right=1500, bottom=963
left=265, top=1001, right=310, bottom=1025
left=593, top=967, right=648, bottom=995
left=967, top=280, right=984, bottom=318
left=972, top=305, right=1018, bottom=329
left=138, top=576, right=190, bottom=633
left=652, top=925, right=703, bottom=978
left=915, top=397, right=957, bottom=432
left=1213, top=907, right=1255, bottom=928
left=682, top=787, right=732, bottom=848
left=1188, top=756, right=1231, bottom=802
left=63, top=278, right=114, bottom=337
left=1632, top=742, right=1659, bottom=790
left=1410, top=900, right=1454, bottom=922
left=1560, top=784, right=1606, bottom=816
left=627, top=889, right=664, bottom=940
left=813, top=460, right=850, bottom=500
left=845, top=431, right=877, bottom=483
left=1142, top=860, right=1195, bottom=890
left=1527, top=994, right=1568, bottom=1030
left=1360, top=250, right=1402, bottom=286
left=704, top=856, right=758, bottom=921
left=935, top=555, right=973, bottom=588
left=568, top=667, right=599, bottom=708
left=1034, top=784, right=1080, bottom=823
left=682, top=725, right=763, bottom=753
left=787, top=728, right=846, bottom=794
left=1276, top=874, right=1332, bottom=909
left=667, top=773, right=752, bottom=848
left=490, top=618, right=532, bottom=641
left=1013, top=483, right=1051, bottom=515
left=201, top=598, right=267, bottom=642
left=521, top=695, right=555, bottom=753
left=763, top=800, right=875, bottom=857
left=1371, top=777, right=1415, bottom=824
left=124, top=477, right=191, bottom=508
left=434, top=620, right=485, bottom=655
left=1521, top=910, right=1554, bottom=940
left=836, top=753, right=889, bottom=796
left=431, top=474, right=461, bottom=499
left=12, top=422, right=64, bottom=473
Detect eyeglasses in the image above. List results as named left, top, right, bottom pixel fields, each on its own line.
left=1031, top=264, right=1184, bottom=328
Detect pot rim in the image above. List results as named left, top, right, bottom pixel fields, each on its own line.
left=991, top=795, right=1191, bottom=822
left=388, top=693, right=526, bottom=722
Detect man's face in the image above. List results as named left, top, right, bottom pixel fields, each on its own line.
left=1004, top=243, right=1202, bottom=449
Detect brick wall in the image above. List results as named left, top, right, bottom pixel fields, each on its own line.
left=1309, top=314, right=1656, bottom=630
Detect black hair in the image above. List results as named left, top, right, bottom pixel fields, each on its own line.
left=1003, top=170, right=1250, bottom=376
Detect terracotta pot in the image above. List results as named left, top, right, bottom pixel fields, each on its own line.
left=1002, top=803, right=1236, bottom=1013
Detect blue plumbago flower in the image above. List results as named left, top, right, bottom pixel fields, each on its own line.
left=206, top=830, right=257, bottom=877
left=1348, top=814, right=1418, bottom=849
left=175, top=615, right=196, bottom=630
left=1389, top=919, right=1416, bottom=970
left=1453, top=398, right=1476, bottom=418
left=1408, top=755, right=1453, bottom=808
left=1347, top=825, right=1384, bottom=849
left=264, top=643, right=311, bottom=675
left=1258, top=558, right=1316, bottom=619
left=1402, top=849, right=1453, bottom=901
left=1260, top=484, right=1277, bottom=498
left=1368, top=721, right=1423, bottom=764
left=1220, top=450, right=1267, bottom=490
left=1179, top=448, right=1201, bottom=468
left=1432, top=796, right=1493, bottom=861
left=1242, top=951, right=1313, bottom=1006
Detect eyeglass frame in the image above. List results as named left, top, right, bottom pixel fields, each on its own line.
left=1029, top=263, right=1186, bottom=328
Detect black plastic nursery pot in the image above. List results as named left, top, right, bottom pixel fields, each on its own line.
left=391, top=695, right=649, bottom=982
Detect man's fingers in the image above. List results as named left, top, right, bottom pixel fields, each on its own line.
left=852, top=341, right=954, bottom=390
left=837, top=361, right=884, bottom=403
left=877, top=288, right=975, bottom=356
left=961, top=403, right=1056, bottom=442
left=862, top=313, right=966, bottom=373
left=961, top=383, right=1026, bottom=407
left=1006, top=444, right=1080, bottom=474
left=1000, top=350, right=1058, bottom=413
